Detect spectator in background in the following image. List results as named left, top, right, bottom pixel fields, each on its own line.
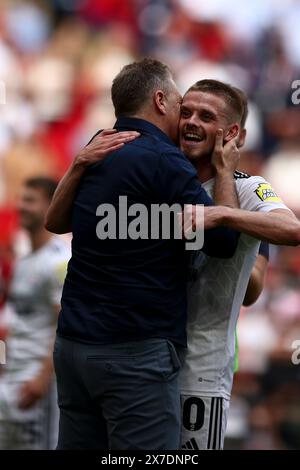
left=0, top=178, right=70, bottom=450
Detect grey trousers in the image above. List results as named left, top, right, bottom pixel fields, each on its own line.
left=53, top=335, right=182, bottom=450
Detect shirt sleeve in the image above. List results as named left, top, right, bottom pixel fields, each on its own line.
left=155, top=148, right=215, bottom=206
left=237, top=176, right=291, bottom=213
left=155, top=148, right=239, bottom=258
left=258, top=241, right=269, bottom=261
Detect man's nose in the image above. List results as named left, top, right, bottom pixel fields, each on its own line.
left=186, top=114, right=200, bottom=127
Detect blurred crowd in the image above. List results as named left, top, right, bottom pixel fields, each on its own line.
left=0, top=0, right=300, bottom=449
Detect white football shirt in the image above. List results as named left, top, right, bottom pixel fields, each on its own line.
left=179, top=172, right=289, bottom=399
left=3, top=236, right=70, bottom=382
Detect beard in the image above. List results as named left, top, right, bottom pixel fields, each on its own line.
left=181, top=141, right=213, bottom=164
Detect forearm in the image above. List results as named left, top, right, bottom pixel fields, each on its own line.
left=45, top=161, right=85, bottom=233
left=243, top=262, right=266, bottom=306
left=45, top=129, right=140, bottom=234
left=221, top=208, right=300, bottom=246
left=38, top=349, right=54, bottom=387
left=31, top=333, right=55, bottom=396
left=213, top=170, right=239, bottom=208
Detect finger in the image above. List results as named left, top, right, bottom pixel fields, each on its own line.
left=177, top=212, right=185, bottom=237
left=185, top=208, right=198, bottom=235
left=214, top=129, right=223, bottom=152
left=94, top=132, right=140, bottom=146
left=99, top=129, right=118, bottom=136
left=18, top=399, right=27, bottom=409
left=120, top=135, right=139, bottom=144
left=223, top=141, right=235, bottom=152
left=100, top=130, right=140, bottom=140
left=103, top=143, right=125, bottom=154
left=107, top=133, right=140, bottom=143
left=95, top=137, right=137, bottom=152
left=18, top=393, right=28, bottom=409
left=183, top=221, right=195, bottom=239
left=183, top=209, right=194, bottom=236
left=19, top=399, right=31, bottom=410
left=117, top=131, right=140, bottom=138
left=224, top=135, right=238, bottom=148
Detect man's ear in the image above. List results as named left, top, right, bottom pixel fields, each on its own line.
left=153, top=90, right=167, bottom=115
left=237, top=128, right=247, bottom=148
left=224, top=123, right=240, bottom=143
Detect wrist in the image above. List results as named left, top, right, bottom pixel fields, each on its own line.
left=36, top=369, right=52, bottom=389
left=71, top=154, right=88, bottom=174
left=219, top=206, right=233, bottom=225
left=214, top=166, right=234, bottom=177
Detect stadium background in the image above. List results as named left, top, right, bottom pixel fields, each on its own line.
left=0, top=0, right=300, bottom=450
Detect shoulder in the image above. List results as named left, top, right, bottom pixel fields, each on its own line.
left=112, top=134, right=163, bottom=166
left=235, top=173, right=285, bottom=210
left=234, top=172, right=267, bottom=192
left=131, top=134, right=186, bottom=159
left=159, top=142, right=197, bottom=175
left=44, top=237, right=71, bottom=265
left=132, top=134, right=197, bottom=176
left=48, top=236, right=70, bottom=253
left=234, top=170, right=252, bottom=180
left=43, top=238, right=70, bottom=283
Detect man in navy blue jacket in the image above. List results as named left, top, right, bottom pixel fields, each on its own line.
left=48, top=59, right=240, bottom=450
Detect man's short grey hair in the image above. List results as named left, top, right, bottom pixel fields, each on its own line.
left=111, top=58, right=173, bottom=118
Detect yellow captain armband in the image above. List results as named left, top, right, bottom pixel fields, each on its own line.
left=254, top=183, right=282, bottom=203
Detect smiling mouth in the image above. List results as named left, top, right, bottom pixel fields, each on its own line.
left=183, top=132, right=204, bottom=143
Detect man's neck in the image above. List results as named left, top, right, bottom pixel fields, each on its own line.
left=29, top=228, right=53, bottom=252
left=194, top=158, right=215, bottom=183
left=131, top=112, right=173, bottom=143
